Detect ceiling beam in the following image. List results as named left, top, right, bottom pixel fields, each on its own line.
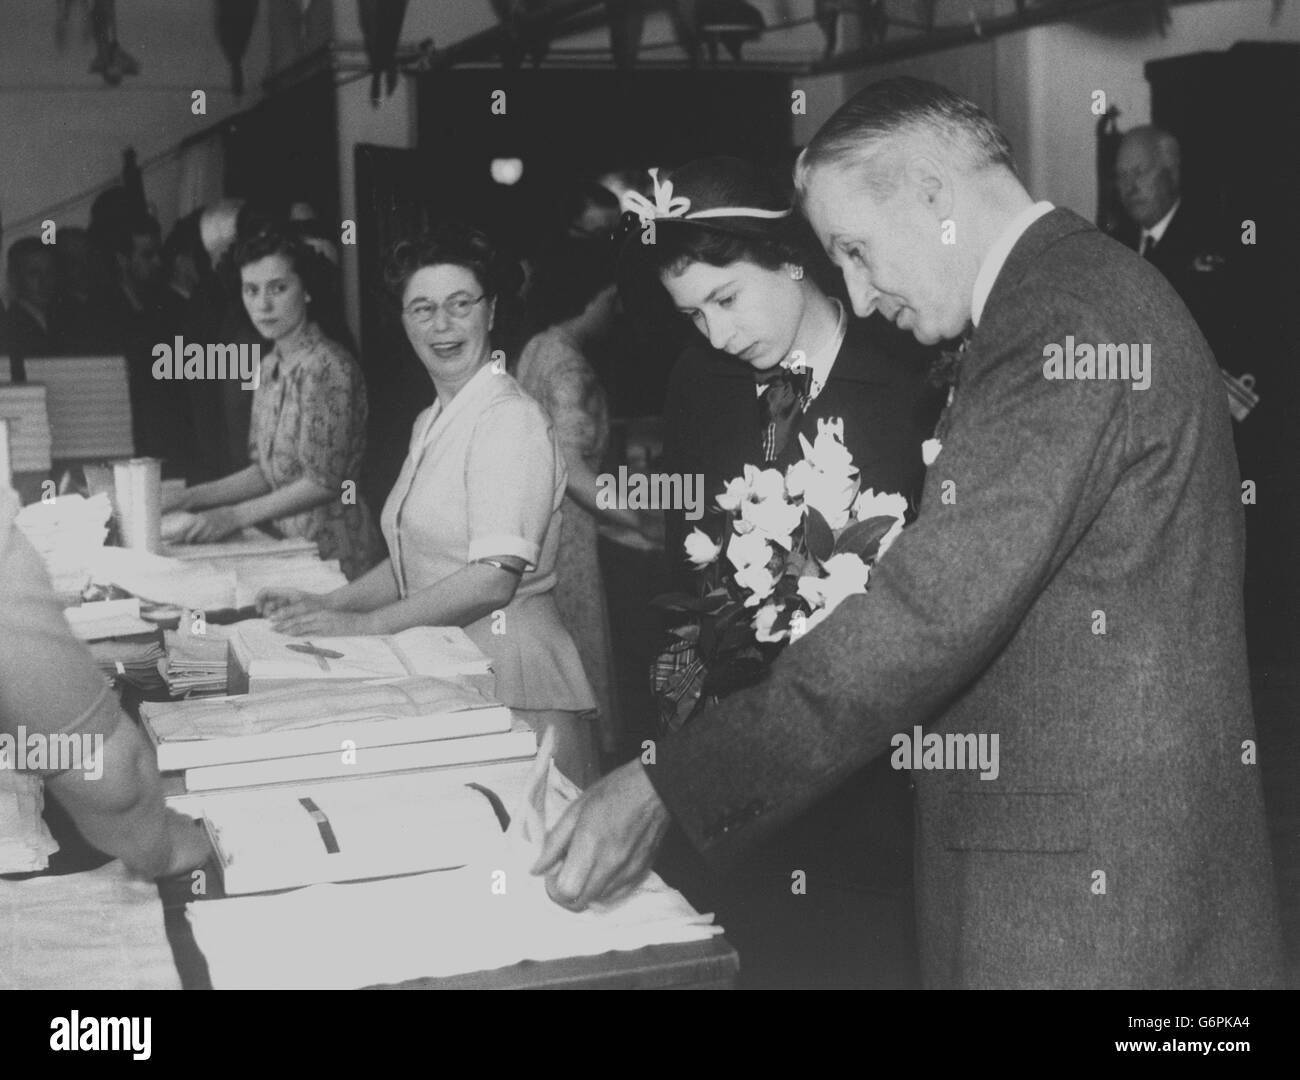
left=808, top=0, right=1209, bottom=75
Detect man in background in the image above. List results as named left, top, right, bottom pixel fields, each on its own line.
left=52, top=225, right=115, bottom=355
left=105, top=213, right=195, bottom=477
left=5, top=238, right=58, bottom=381
left=1115, top=125, right=1290, bottom=663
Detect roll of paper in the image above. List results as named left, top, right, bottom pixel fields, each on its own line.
left=113, top=457, right=162, bottom=553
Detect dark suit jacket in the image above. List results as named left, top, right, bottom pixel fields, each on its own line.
left=661, top=315, right=943, bottom=591
left=651, top=209, right=1284, bottom=989
left=5, top=301, right=56, bottom=382
left=1118, top=200, right=1263, bottom=374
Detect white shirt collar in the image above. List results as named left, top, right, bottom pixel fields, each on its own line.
left=758, top=297, right=847, bottom=401
left=1142, top=198, right=1181, bottom=247
left=971, top=201, right=1054, bottom=328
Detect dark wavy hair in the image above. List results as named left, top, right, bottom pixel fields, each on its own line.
left=228, top=223, right=329, bottom=308
left=382, top=222, right=523, bottom=303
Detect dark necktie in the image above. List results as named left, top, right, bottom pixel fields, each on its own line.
left=757, top=366, right=812, bottom=464
left=1139, top=233, right=1155, bottom=259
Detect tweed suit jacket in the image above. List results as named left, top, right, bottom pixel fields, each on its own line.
left=649, top=208, right=1284, bottom=989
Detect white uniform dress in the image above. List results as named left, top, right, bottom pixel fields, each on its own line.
left=380, top=363, right=597, bottom=778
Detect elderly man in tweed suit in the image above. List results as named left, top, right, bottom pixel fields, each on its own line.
left=535, top=78, right=1284, bottom=989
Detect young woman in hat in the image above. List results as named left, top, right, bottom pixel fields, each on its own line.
left=627, top=156, right=943, bottom=988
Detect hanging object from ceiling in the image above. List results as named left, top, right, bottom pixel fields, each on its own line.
left=490, top=0, right=551, bottom=69
left=55, top=0, right=141, bottom=86
left=216, top=0, right=260, bottom=97
left=606, top=0, right=647, bottom=70
left=359, top=0, right=410, bottom=104
left=815, top=0, right=888, bottom=61
left=696, top=0, right=765, bottom=63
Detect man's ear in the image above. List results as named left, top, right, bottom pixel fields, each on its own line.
left=905, top=154, right=953, bottom=220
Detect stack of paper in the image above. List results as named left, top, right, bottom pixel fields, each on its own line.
left=163, top=624, right=233, bottom=697
left=24, top=356, right=134, bottom=460
left=0, top=862, right=181, bottom=990
left=0, top=769, right=59, bottom=874
left=87, top=545, right=238, bottom=611
left=227, top=620, right=492, bottom=695
left=0, top=385, right=53, bottom=472
left=161, top=533, right=320, bottom=561
left=86, top=544, right=347, bottom=614
left=199, top=767, right=523, bottom=893
left=140, top=674, right=519, bottom=782
left=16, top=492, right=113, bottom=595
left=87, top=633, right=167, bottom=694
left=64, top=598, right=155, bottom=641
left=223, top=555, right=347, bottom=609
left=185, top=761, right=720, bottom=988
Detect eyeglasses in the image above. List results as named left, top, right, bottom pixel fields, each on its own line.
left=402, top=293, right=486, bottom=324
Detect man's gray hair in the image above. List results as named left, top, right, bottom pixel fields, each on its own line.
left=796, top=77, right=1018, bottom=199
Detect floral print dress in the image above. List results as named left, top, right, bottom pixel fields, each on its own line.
left=247, top=320, right=380, bottom=579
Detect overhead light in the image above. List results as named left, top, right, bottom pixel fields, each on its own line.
left=491, top=158, right=524, bottom=185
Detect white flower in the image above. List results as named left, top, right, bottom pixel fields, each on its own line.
left=740, top=493, right=802, bottom=549
left=753, top=602, right=787, bottom=642
left=793, top=418, right=860, bottom=530
left=922, top=438, right=942, bottom=466
left=852, top=487, right=908, bottom=524
left=735, top=563, right=777, bottom=606
left=746, top=465, right=788, bottom=504
left=819, top=553, right=873, bottom=610
left=875, top=517, right=905, bottom=561
left=727, top=530, right=772, bottom=572
left=804, top=604, right=833, bottom=635
left=784, top=458, right=815, bottom=499
left=802, top=469, right=859, bottom=531
left=716, top=475, right=748, bottom=512
left=798, top=417, right=856, bottom=477
left=797, top=574, right=830, bottom=608
left=683, top=528, right=721, bottom=567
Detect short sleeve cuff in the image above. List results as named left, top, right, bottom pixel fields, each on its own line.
left=467, top=533, right=539, bottom=568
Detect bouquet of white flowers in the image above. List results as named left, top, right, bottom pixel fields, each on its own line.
left=651, top=418, right=908, bottom=733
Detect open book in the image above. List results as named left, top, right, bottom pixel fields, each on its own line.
left=198, top=762, right=536, bottom=894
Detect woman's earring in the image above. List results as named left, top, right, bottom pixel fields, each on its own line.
left=789, top=265, right=805, bottom=281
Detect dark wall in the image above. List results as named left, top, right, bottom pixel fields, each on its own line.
left=223, top=69, right=340, bottom=223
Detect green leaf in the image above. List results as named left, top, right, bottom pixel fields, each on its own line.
left=804, top=505, right=834, bottom=562
left=833, top=515, right=898, bottom=561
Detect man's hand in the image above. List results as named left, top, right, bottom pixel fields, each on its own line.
left=531, top=760, right=672, bottom=911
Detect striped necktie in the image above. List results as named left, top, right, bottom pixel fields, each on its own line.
left=757, top=366, right=812, bottom=464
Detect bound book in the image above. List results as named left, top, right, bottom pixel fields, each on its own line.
left=140, top=675, right=513, bottom=773
left=198, top=763, right=534, bottom=894
left=226, top=620, right=492, bottom=695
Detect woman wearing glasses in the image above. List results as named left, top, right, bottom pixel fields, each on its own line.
left=258, top=223, right=599, bottom=785
left=164, top=223, right=381, bottom=579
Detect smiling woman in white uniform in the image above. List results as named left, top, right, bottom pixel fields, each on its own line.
left=257, top=223, right=599, bottom=785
